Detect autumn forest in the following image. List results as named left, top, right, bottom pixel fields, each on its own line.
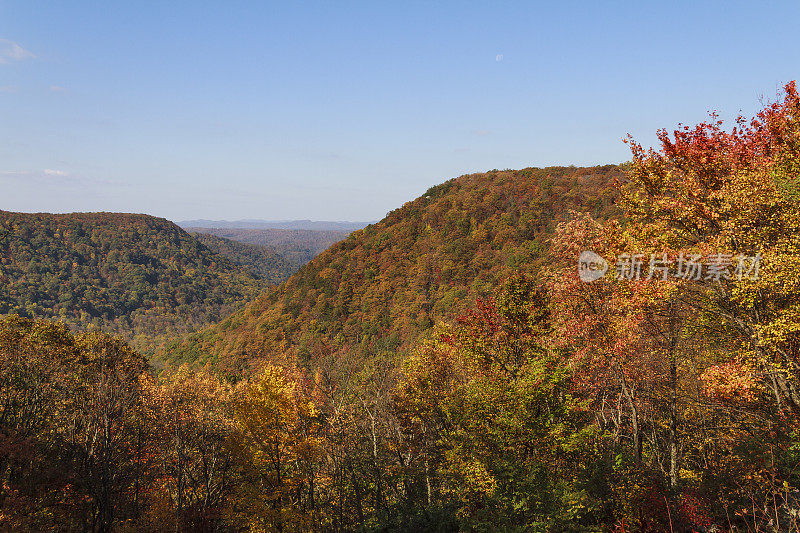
left=3, top=84, right=800, bottom=532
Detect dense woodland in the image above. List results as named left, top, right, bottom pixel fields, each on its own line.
left=168, top=164, right=621, bottom=369
left=184, top=227, right=352, bottom=270
left=2, top=84, right=800, bottom=531
left=190, top=232, right=296, bottom=284
left=0, top=212, right=292, bottom=352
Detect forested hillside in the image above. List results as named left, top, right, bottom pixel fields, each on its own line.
left=190, top=231, right=296, bottom=283
left=0, top=211, right=271, bottom=345
left=167, top=165, right=622, bottom=369
left=184, top=227, right=350, bottom=268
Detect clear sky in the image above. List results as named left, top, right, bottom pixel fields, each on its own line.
left=1, top=1, right=799, bottom=222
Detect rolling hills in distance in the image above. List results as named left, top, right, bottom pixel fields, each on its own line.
left=185, top=227, right=353, bottom=269
left=179, top=219, right=372, bottom=231
left=188, top=231, right=296, bottom=283
left=165, top=165, right=622, bottom=372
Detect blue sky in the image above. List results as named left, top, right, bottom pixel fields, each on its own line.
left=1, top=1, right=799, bottom=221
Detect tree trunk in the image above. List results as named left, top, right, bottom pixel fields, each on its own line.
left=669, top=354, right=679, bottom=488
left=622, top=381, right=642, bottom=465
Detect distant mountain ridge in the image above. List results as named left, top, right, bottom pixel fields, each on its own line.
left=179, top=219, right=372, bottom=231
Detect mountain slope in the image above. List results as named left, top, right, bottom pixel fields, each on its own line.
left=0, top=211, right=271, bottom=345
left=167, top=165, right=622, bottom=370
left=189, top=232, right=296, bottom=283
left=184, top=227, right=350, bottom=268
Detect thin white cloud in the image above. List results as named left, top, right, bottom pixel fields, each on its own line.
left=1, top=169, right=70, bottom=181
left=0, top=38, right=35, bottom=64
left=43, top=169, right=69, bottom=176
left=0, top=85, right=17, bottom=93
left=0, top=171, right=32, bottom=177
left=0, top=169, right=126, bottom=187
